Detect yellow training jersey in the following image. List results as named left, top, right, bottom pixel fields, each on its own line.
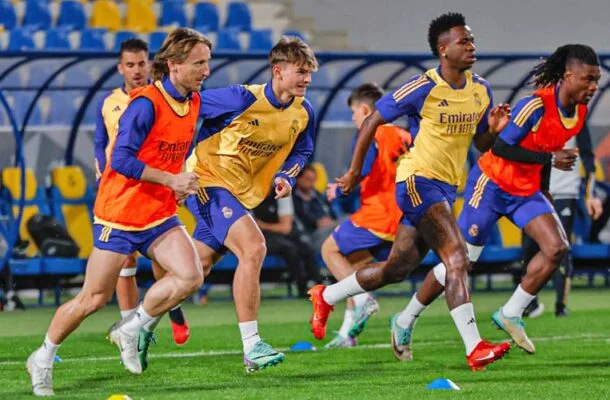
left=375, top=67, right=493, bottom=186
left=94, top=87, right=129, bottom=180
left=188, top=82, right=316, bottom=209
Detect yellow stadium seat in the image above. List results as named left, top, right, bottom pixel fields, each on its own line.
left=497, top=217, right=522, bottom=247
left=1, top=167, right=44, bottom=257
left=311, top=162, right=328, bottom=194
left=49, top=166, right=94, bottom=258
left=90, top=0, right=122, bottom=32
left=177, top=204, right=196, bottom=236
left=125, top=0, right=157, bottom=33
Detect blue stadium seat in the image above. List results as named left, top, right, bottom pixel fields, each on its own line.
left=283, top=30, right=307, bottom=42
left=224, top=1, right=252, bottom=32
left=45, top=27, right=72, bottom=50
left=0, top=0, right=17, bottom=30
left=57, top=0, right=86, bottom=30
left=249, top=29, right=273, bottom=51
left=113, top=30, right=138, bottom=51
left=8, top=28, right=36, bottom=51
left=149, top=31, right=168, bottom=52
left=22, top=0, right=52, bottom=30
left=8, top=91, right=43, bottom=127
left=83, top=91, right=106, bottom=125
left=80, top=28, right=107, bottom=51
left=192, top=2, right=220, bottom=32
left=48, top=91, right=78, bottom=125
left=215, top=28, right=241, bottom=51
left=159, top=0, right=187, bottom=27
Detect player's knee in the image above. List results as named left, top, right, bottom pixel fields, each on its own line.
left=443, top=247, right=469, bottom=276
left=82, top=292, right=111, bottom=315
left=542, top=237, right=569, bottom=265
left=121, top=254, right=138, bottom=269
left=177, top=269, right=204, bottom=294
left=240, top=241, right=267, bottom=268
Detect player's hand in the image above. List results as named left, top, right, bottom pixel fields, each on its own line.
left=542, top=190, right=554, bottom=204
left=170, top=172, right=198, bottom=196
left=336, top=169, right=360, bottom=194
left=326, top=183, right=338, bottom=201
left=274, top=177, right=292, bottom=199
left=586, top=197, right=603, bottom=220
left=488, top=103, right=511, bottom=134
left=552, top=149, right=579, bottom=171
left=175, top=192, right=189, bottom=206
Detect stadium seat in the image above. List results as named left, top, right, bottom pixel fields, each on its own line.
left=8, top=91, right=43, bottom=127
left=22, top=0, right=52, bottom=30
left=224, top=1, right=252, bottom=32
left=57, top=0, right=87, bottom=30
left=0, top=167, right=49, bottom=257
left=248, top=28, right=273, bottom=51
left=192, top=2, right=220, bottom=32
left=149, top=30, right=168, bottom=52
left=125, top=0, right=158, bottom=33
left=113, top=30, right=138, bottom=50
left=215, top=28, right=241, bottom=51
left=90, top=0, right=123, bottom=32
left=48, top=166, right=95, bottom=258
left=0, top=0, right=17, bottom=31
left=80, top=28, right=107, bottom=50
left=326, top=90, right=352, bottom=121
left=48, top=91, right=78, bottom=125
left=45, top=27, right=72, bottom=50
left=311, top=162, right=328, bottom=194
left=8, top=28, right=36, bottom=51
left=159, top=0, right=187, bottom=27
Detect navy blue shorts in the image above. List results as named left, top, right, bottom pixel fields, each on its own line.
left=93, top=216, right=182, bottom=256
left=396, top=175, right=457, bottom=227
left=458, top=164, right=555, bottom=246
left=332, top=218, right=393, bottom=261
left=185, top=187, right=249, bottom=254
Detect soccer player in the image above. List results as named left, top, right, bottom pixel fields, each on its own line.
left=26, top=28, right=211, bottom=396
left=95, top=38, right=190, bottom=346
left=308, top=13, right=513, bottom=370
left=521, top=123, right=603, bottom=318
left=184, top=36, right=317, bottom=372
left=394, top=44, right=601, bottom=358
left=322, top=83, right=411, bottom=348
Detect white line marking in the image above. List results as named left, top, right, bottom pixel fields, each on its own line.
left=2, top=333, right=607, bottom=367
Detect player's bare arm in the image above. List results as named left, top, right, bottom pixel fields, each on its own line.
left=336, top=110, right=386, bottom=193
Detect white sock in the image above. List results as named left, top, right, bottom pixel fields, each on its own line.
left=170, top=304, right=182, bottom=311
left=502, top=285, right=536, bottom=318
left=352, top=293, right=369, bottom=309
left=34, top=334, right=60, bottom=368
left=449, top=303, right=481, bottom=355
left=322, top=273, right=365, bottom=305
left=143, top=316, right=162, bottom=332
left=120, top=308, right=137, bottom=319
left=239, top=321, right=261, bottom=354
left=396, top=294, right=427, bottom=329
left=338, top=309, right=354, bottom=338
left=121, top=304, right=155, bottom=336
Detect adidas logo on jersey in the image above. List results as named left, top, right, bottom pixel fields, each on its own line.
left=438, top=99, right=449, bottom=107
left=248, top=119, right=260, bottom=126
left=112, top=106, right=121, bottom=112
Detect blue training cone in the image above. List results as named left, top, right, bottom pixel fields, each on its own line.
left=54, top=355, right=62, bottom=363
left=426, top=378, right=460, bottom=390
left=290, top=341, right=317, bottom=352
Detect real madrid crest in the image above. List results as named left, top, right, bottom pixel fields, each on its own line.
left=222, top=207, right=233, bottom=219
left=468, top=224, right=479, bottom=237
left=473, top=92, right=482, bottom=107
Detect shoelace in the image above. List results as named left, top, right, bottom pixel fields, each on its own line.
left=33, top=365, right=52, bottom=389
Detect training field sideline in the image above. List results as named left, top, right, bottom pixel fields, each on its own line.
left=2, top=289, right=610, bottom=399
